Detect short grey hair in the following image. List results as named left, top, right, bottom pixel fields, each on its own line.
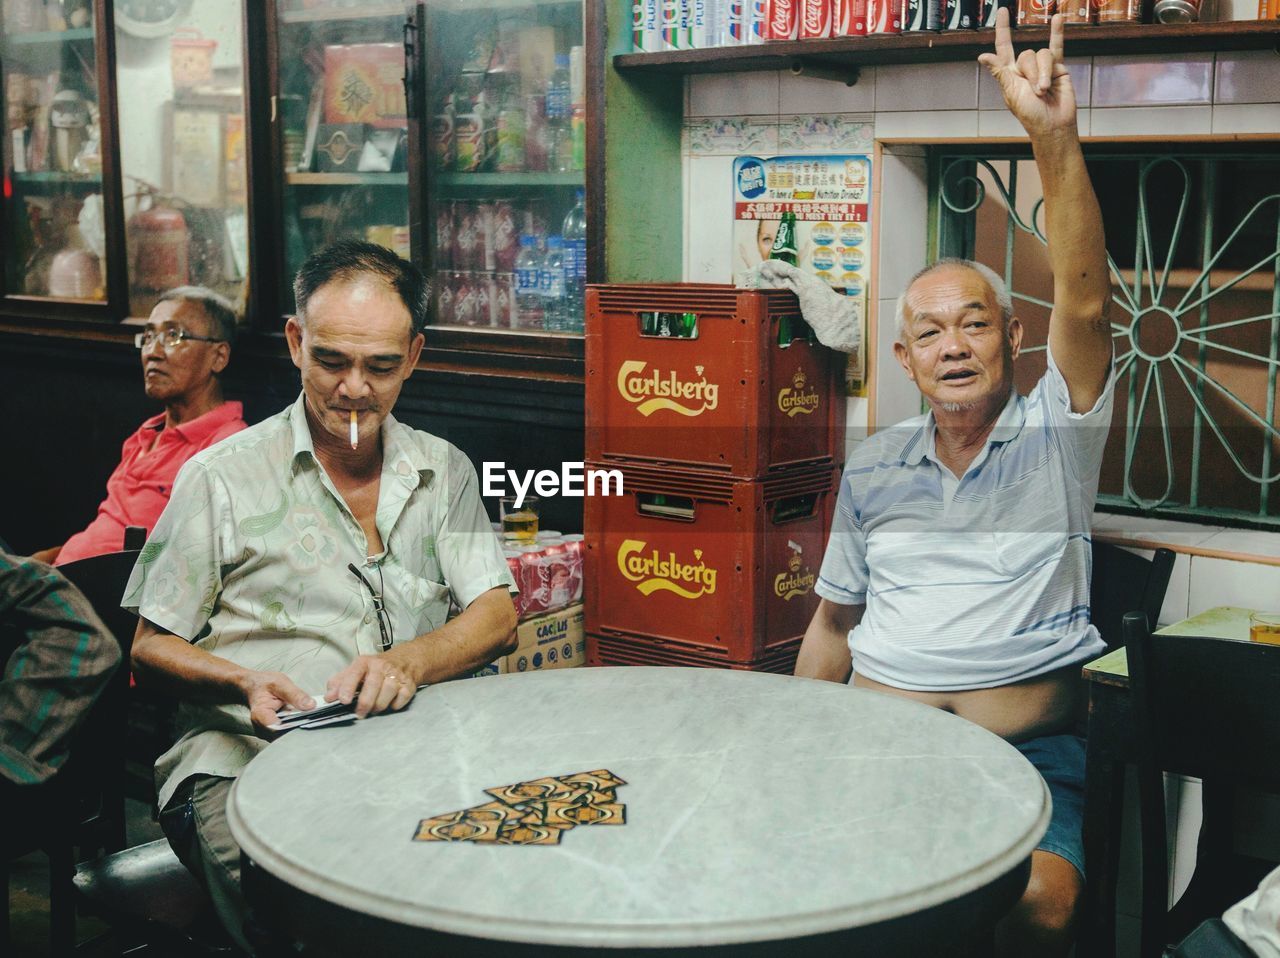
left=893, top=258, right=1013, bottom=342
left=159, top=286, right=238, bottom=346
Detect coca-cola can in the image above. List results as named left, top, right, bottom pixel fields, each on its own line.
left=766, top=0, right=800, bottom=37
left=1017, top=0, right=1054, bottom=23
left=561, top=534, right=585, bottom=603
left=515, top=547, right=551, bottom=616
left=868, top=0, right=903, bottom=31
left=800, top=0, right=834, bottom=35
left=944, top=0, right=978, bottom=28
left=834, top=0, right=869, bottom=32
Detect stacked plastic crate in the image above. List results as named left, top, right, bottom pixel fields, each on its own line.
left=584, top=284, right=845, bottom=673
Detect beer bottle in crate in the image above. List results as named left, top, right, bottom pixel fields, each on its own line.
left=768, top=211, right=798, bottom=266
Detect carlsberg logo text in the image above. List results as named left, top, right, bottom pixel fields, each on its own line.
left=617, top=539, right=717, bottom=600
left=617, top=361, right=719, bottom=418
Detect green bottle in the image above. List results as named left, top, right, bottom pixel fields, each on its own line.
left=768, top=211, right=798, bottom=267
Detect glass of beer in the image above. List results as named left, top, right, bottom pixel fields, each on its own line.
left=1249, top=611, right=1280, bottom=645
left=500, top=496, right=539, bottom=543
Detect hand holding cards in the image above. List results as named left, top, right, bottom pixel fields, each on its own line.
left=268, top=697, right=357, bottom=732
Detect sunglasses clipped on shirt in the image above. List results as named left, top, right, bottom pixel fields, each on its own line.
left=348, top=562, right=394, bottom=653
left=134, top=327, right=225, bottom=351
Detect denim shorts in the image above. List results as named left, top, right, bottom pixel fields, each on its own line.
left=1014, top=732, right=1087, bottom=880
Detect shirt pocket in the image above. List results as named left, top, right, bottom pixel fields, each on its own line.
left=395, top=574, right=452, bottom=637
left=989, top=487, right=1069, bottom=579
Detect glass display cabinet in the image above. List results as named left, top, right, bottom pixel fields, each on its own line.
left=0, top=0, right=118, bottom=316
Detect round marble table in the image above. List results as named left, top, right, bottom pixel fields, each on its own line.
left=228, top=667, right=1049, bottom=956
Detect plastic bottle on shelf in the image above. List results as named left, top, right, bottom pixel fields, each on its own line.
left=514, top=234, right=544, bottom=329
left=561, top=190, right=587, bottom=333
left=569, top=45, right=585, bottom=171
left=546, top=53, right=572, bottom=174
left=541, top=235, right=566, bottom=332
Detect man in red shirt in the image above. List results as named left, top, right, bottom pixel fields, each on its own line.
left=34, top=288, right=247, bottom=566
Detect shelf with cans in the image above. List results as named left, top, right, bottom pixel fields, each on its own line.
left=618, top=5, right=1280, bottom=73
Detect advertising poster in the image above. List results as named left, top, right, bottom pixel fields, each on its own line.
left=733, top=154, right=870, bottom=396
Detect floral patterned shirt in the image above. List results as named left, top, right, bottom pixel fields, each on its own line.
left=123, top=393, right=516, bottom=809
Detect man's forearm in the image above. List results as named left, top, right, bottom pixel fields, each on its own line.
left=1033, top=129, right=1110, bottom=324
left=398, top=587, right=517, bottom=685
left=132, top=620, right=254, bottom=704
left=795, top=600, right=861, bottom=683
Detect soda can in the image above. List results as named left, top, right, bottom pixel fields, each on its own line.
left=490, top=272, right=515, bottom=327
left=487, top=199, right=518, bottom=272
left=834, top=0, right=869, bottom=33
left=1017, top=0, right=1054, bottom=23
left=454, top=272, right=480, bottom=327
left=1093, top=0, right=1138, bottom=19
left=677, top=0, right=694, bottom=46
left=981, top=0, right=1015, bottom=26
left=633, top=0, right=662, bottom=50
left=691, top=0, right=715, bottom=46
left=431, top=109, right=455, bottom=171
left=867, top=0, right=903, bottom=32
left=800, top=0, right=834, bottom=36
left=1059, top=0, right=1092, bottom=20
left=454, top=113, right=488, bottom=173
left=766, top=0, right=800, bottom=38
left=944, top=0, right=978, bottom=27
left=726, top=0, right=747, bottom=41
left=474, top=273, right=493, bottom=328
left=748, top=0, right=769, bottom=42
left=905, top=0, right=942, bottom=28
left=435, top=272, right=457, bottom=326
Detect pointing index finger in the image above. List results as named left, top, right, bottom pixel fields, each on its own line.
left=1048, top=12, right=1065, bottom=62
left=993, top=6, right=1014, bottom=63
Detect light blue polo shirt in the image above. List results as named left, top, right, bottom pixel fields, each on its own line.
left=816, top=346, right=1115, bottom=691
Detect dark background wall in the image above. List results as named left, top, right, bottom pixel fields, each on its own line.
left=0, top=332, right=584, bottom=555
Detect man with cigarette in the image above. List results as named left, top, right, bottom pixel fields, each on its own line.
left=32, top=287, right=245, bottom=566
left=124, top=241, right=518, bottom=948
left=772, top=14, right=1113, bottom=956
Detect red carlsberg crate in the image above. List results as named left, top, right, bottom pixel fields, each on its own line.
left=586, top=632, right=802, bottom=674
left=586, top=284, right=846, bottom=478
left=584, top=462, right=836, bottom=665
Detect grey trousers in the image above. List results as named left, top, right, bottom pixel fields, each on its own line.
left=158, top=774, right=250, bottom=952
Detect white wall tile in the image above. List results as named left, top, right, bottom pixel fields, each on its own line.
left=1090, top=106, right=1212, bottom=137
left=876, top=151, right=929, bottom=294
left=1092, top=55, right=1215, bottom=107
left=1214, top=51, right=1280, bottom=105
left=1200, top=528, right=1280, bottom=562
left=1211, top=103, right=1280, bottom=135
left=978, top=58, right=1092, bottom=110
left=874, top=110, right=980, bottom=139
left=780, top=67, right=876, bottom=114
left=685, top=155, right=737, bottom=283
left=1187, top=555, right=1280, bottom=616
left=977, top=110, right=1027, bottom=139
left=689, top=70, right=781, bottom=117
left=875, top=61, right=978, bottom=112
left=874, top=297, right=923, bottom=428
left=1107, top=544, right=1192, bottom=627
left=1094, top=514, right=1224, bottom=549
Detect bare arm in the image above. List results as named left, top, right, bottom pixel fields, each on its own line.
left=132, top=617, right=316, bottom=737
left=326, top=585, right=517, bottom=718
left=795, top=599, right=864, bottom=683
left=980, top=11, right=1112, bottom=412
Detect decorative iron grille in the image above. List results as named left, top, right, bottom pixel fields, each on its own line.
left=933, top=151, right=1280, bottom=529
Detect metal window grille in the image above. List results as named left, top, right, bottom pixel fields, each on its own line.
left=932, top=151, right=1280, bottom=529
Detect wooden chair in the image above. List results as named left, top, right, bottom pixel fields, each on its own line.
left=1124, top=611, right=1280, bottom=958
left=1090, top=541, right=1176, bottom=649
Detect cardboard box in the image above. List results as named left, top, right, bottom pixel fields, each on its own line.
left=324, top=44, right=406, bottom=129
left=506, top=604, right=585, bottom=674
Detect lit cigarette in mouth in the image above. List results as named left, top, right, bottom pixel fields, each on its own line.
left=349, top=409, right=358, bottom=450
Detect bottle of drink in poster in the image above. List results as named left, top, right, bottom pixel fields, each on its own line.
left=514, top=234, right=544, bottom=329
left=561, top=190, right=587, bottom=332
left=769, top=211, right=798, bottom=266
left=541, top=235, right=566, bottom=331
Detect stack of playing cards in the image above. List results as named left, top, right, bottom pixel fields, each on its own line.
left=414, top=769, right=627, bottom=846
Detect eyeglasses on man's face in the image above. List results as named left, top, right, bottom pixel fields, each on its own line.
left=134, top=327, right=225, bottom=351
left=348, top=562, right=394, bottom=653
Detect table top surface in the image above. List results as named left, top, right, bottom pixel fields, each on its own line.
left=227, top=667, right=1049, bottom=949
left=1082, top=606, right=1255, bottom=685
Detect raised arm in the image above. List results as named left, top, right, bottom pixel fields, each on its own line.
left=980, top=10, right=1112, bottom=412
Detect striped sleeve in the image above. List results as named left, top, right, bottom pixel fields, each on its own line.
left=0, top=555, right=121, bottom=785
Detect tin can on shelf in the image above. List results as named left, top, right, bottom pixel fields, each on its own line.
left=1153, top=0, right=1198, bottom=20
left=1016, top=0, right=1054, bottom=24
left=906, top=0, right=943, bottom=30
left=1094, top=0, right=1141, bottom=22
left=868, top=0, right=903, bottom=32
left=801, top=0, right=834, bottom=36
left=944, top=0, right=978, bottom=28
left=834, top=0, right=869, bottom=32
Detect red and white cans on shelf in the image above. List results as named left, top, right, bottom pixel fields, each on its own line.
left=800, top=0, right=834, bottom=37
left=867, top=0, right=903, bottom=32
left=504, top=534, right=585, bottom=620
left=834, top=0, right=868, bottom=33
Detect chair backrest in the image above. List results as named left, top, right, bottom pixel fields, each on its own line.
left=1091, top=541, right=1176, bottom=649
left=1126, top=612, right=1280, bottom=788
left=55, top=547, right=142, bottom=853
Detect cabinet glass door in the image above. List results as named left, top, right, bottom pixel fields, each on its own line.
left=275, top=1, right=412, bottom=314
left=1, top=0, right=106, bottom=302
left=426, top=0, right=586, bottom=333
left=113, top=0, right=250, bottom=318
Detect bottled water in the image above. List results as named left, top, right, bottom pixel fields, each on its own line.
left=546, top=54, right=572, bottom=175
left=561, top=190, right=587, bottom=333
left=514, top=234, right=544, bottom=329
left=541, top=235, right=566, bottom=332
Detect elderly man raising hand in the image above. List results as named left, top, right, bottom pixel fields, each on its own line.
left=791, top=12, right=1113, bottom=957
